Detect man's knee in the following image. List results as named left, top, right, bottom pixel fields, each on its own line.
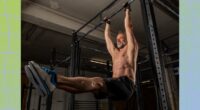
left=90, top=77, right=105, bottom=90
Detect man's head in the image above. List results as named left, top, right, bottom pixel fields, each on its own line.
left=116, top=31, right=127, bottom=49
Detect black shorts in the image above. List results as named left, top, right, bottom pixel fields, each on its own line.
left=94, top=76, right=135, bottom=101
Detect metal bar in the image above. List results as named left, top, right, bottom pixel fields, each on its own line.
left=38, top=96, right=42, bottom=110
left=74, top=0, right=118, bottom=34
left=161, top=33, right=178, bottom=41
left=50, top=48, right=56, bottom=68
left=106, top=60, right=113, bottom=110
left=77, top=22, right=104, bottom=42
left=81, top=45, right=108, bottom=55
left=68, top=31, right=78, bottom=110
left=109, top=0, right=135, bottom=18
left=140, top=0, right=170, bottom=110
left=57, top=56, right=71, bottom=65
left=136, top=65, right=144, bottom=110
left=26, top=83, right=33, bottom=110
left=95, top=100, right=99, bottom=110
left=46, top=94, right=53, bottom=110
left=140, top=67, right=152, bottom=72
left=139, top=33, right=178, bottom=52
left=76, top=42, right=81, bottom=75
left=77, top=0, right=136, bottom=42
left=163, top=49, right=178, bottom=56
left=163, top=55, right=179, bottom=110
left=165, top=59, right=179, bottom=65
left=153, top=0, right=179, bottom=20
left=45, top=48, right=55, bottom=110
left=70, top=31, right=78, bottom=77
left=153, top=79, right=162, bottom=110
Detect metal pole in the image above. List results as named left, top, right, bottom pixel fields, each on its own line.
left=81, top=45, right=108, bottom=55
left=77, top=22, right=104, bottom=41
left=77, top=0, right=136, bottom=42
left=46, top=94, right=53, bottom=110
left=74, top=0, right=118, bottom=34
left=96, top=100, right=99, bottom=110
left=45, top=48, right=56, bottom=110
left=38, top=96, right=42, bottom=110
left=153, top=0, right=179, bottom=20
left=135, top=65, right=144, bottom=110
left=163, top=54, right=179, bottom=110
left=75, top=41, right=81, bottom=75
left=140, top=0, right=171, bottom=110
left=153, top=79, right=162, bottom=110
left=106, top=61, right=113, bottom=110
left=67, top=31, right=78, bottom=110
left=26, top=83, right=33, bottom=110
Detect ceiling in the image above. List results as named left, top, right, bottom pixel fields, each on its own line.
left=22, top=0, right=179, bottom=77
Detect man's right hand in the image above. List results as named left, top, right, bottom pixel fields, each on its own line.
left=103, top=17, right=111, bottom=24
left=123, top=2, right=131, bottom=12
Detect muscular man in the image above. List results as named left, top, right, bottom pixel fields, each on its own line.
left=24, top=4, right=138, bottom=109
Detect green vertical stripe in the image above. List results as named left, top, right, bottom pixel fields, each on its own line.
left=0, top=0, right=20, bottom=110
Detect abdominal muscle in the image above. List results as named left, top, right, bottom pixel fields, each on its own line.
left=112, top=58, right=135, bottom=81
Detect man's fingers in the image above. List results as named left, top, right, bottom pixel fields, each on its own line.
left=123, top=2, right=131, bottom=11
left=103, top=17, right=111, bottom=24
left=103, top=17, right=109, bottom=21
left=103, top=16, right=108, bottom=20
left=123, top=2, right=129, bottom=7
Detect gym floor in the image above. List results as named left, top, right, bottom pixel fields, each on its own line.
left=21, top=0, right=179, bottom=110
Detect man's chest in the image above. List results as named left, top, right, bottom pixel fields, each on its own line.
left=114, top=47, right=128, bottom=58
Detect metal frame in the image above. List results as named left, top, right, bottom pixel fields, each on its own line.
left=67, top=32, right=78, bottom=110
left=153, top=0, right=179, bottom=20
left=26, top=83, right=33, bottom=110
left=74, top=0, right=118, bottom=34
left=140, top=0, right=170, bottom=110
left=38, top=96, right=42, bottom=110
left=76, top=0, right=136, bottom=42
left=45, top=48, right=57, bottom=110
left=163, top=53, right=179, bottom=110
left=46, top=94, right=53, bottom=110
left=136, top=65, right=144, bottom=110
left=106, top=61, right=113, bottom=110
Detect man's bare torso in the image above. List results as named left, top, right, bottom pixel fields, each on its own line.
left=112, top=45, right=136, bottom=81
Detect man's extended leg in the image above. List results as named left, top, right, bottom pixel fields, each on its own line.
left=25, top=61, right=106, bottom=96
left=56, top=75, right=106, bottom=93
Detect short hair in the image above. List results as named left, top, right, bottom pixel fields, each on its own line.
left=118, top=30, right=124, bottom=34
left=117, top=30, right=126, bottom=38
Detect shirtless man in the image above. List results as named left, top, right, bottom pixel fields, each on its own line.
left=24, top=3, right=138, bottom=109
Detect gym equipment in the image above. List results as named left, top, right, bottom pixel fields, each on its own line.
left=26, top=83, right=33, bottom=110
left=135, top=65, right=144, bottom=110
left=74, top=0, right=118, bottom=34
left=140, top=0, right=176, bottom=109
left=76, top=0, right=136, bottom=42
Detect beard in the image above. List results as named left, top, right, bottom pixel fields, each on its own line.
left=117, top=41, right=127, bottom=49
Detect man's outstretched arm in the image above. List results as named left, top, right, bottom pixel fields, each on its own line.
left=124, top=5, right=139, bottom=74
left=104, top=19, right=116, bottom=56
left=124, top=6, right=138, bottom=53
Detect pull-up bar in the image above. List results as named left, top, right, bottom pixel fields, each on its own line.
left=74, top=0, right=118, bottom=34
left=76, top=0, right=136, bottom=42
